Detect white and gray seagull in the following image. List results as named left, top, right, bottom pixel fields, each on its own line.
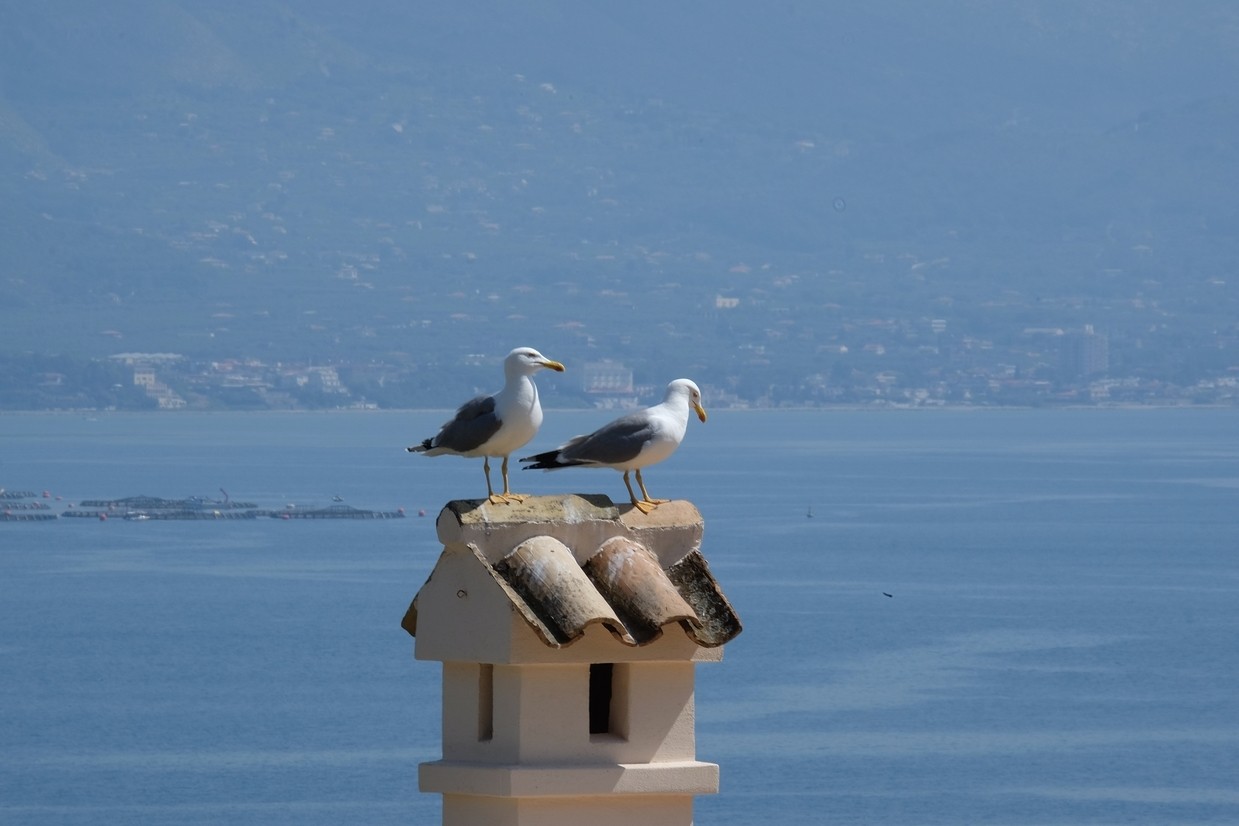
left=520, top=378, right=707, bottom=513
left=407, top=347, right=565, bottom=504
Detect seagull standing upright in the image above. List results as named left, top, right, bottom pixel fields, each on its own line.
left=520, top=378, right=707, bottom=513
left=408, top=347, right=565, bottom=504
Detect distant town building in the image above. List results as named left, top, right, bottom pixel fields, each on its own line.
left=122, top=358, right=187, bottom=408
left=1063, top=325, right=1110, bottom=378
left=309, top=366, right=346, bottom=394
left=282, top=366, right=349, bottom=395
left=581, top=361, right=637, bottom=408
left=109, top=352, right=185, bottom=366
left=133, top=368, right=186, bottom=408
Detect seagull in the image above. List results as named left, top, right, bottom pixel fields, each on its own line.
left=520, top=378, right=707, bottom=514
left=407, top=347, right=565, bottom=504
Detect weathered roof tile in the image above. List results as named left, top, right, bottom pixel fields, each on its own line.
left=404, top=496, right=742, bottom=651
left=494, top=536, right=633, bottom=647
left=583, top=537, right=701, bottom=646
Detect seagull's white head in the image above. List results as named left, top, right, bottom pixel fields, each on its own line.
left=505, top=347, right=566, bottom=376
left=667, top=378, right=707, bottom=423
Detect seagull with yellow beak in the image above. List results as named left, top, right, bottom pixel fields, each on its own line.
left=408, top=347, right=565, bottom=504
left=520, top=378, right=706, bottom=513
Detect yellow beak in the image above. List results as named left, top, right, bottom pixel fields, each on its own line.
left=694, top=402, right=708, bottom=423
left=540, top=359, right=566, bottom=372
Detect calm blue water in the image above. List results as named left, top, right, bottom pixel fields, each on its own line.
left=2, top=409, right=1238, bottom=825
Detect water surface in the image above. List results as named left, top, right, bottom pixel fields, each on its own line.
left=3, top=409, right=1238, bottom=824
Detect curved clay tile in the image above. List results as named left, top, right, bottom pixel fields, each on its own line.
left=495, top=535, right=634, bottom=647
left=584, top=537, right=702, bottom=645
left=666, top=549, right=743, bottom=647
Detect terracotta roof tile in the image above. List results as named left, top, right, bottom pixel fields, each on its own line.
left=403, top=497, right=742, bottom=650
left=495, top=536, right=632, bottom=646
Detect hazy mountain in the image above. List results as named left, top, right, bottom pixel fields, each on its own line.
left=2, top=2, right=1238, bottom=404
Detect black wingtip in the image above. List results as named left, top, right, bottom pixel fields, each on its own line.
left=519, top=454, right=590, bottom=471
left=518, top=450, right=564, bottom=470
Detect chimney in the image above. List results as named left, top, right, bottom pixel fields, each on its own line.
left=402, top=494, right=742, bottom=826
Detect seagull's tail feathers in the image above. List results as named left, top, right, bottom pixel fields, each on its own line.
left=406, top=438, right=433, bottom=453
left=518, top=449, right=587, bottom=471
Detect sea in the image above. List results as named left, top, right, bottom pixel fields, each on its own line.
left=2, top=408, right=1238, bottom=825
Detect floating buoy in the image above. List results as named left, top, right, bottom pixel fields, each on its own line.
left=418, top=509, right=426, bottom=517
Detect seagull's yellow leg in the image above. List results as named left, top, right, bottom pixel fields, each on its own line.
left=635, top=469, right=668, bottom=508
left=483, top=457, right=506, bottom=505
left=498, top=456, right=527, bottom=503
left=624, top=471, right=656, bottom=514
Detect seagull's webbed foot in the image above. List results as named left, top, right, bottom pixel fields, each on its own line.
left=487, top=457, right=528, bottom=504
left=621, top=471, right=659, bottom=513
left=633, top=470, right=668, bottom=509
left=489, top=491, right=527, bottom=504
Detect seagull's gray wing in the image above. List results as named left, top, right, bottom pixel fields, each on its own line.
left=431, top=394, right=502, bottom=453
left=560, top=413, right=654, bottom=465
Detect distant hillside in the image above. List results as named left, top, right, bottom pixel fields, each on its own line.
left=2, top=2, right=1238, bottom=400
